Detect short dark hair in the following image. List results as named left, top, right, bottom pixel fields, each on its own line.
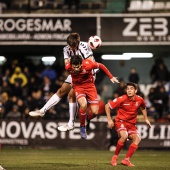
left=67, top=33, right=80, bottom=48
left=70, top=55, right=82, bottom=65
left=126, top=82, right=137, bottom=89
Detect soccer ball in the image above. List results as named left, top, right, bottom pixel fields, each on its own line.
left=88, top=35, right=102, bottom=50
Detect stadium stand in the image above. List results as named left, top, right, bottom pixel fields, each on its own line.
left=127, top=0, right=170, bottom=13
left=1, top=0, right=170, bottom=14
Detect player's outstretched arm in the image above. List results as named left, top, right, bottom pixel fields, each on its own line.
left=110, top=77, right=119, bottom=84
left=97, top=63, right=119, bottom=83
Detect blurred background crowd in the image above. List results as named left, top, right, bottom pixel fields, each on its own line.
left=0, top=57, right=170, bottom=123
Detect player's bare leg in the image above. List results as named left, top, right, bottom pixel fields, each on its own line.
left=29, top=82, right=71, bottom=117
left=58, top=88, right=77, bottom=131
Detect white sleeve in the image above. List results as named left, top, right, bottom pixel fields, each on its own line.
left=63, top=46, right=70, bottom=60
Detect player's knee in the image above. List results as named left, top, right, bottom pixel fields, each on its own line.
left=57, top=83, right=71, bottom=97
left=80, top=103, right=87, bottom=110
left=135, top=136, right=141, bottom=144
left=56, top=88, right=64, bottom=97
left=121, top=134, right=128, bottom=141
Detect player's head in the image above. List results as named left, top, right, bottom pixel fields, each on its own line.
left=67, top=33, right=80, bottom=50
left=70, top=55, right=82, bottom=73
left=126, top=82, right=138, bottom=97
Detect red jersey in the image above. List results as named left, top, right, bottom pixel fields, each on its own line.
left=65, top=60, right=113, bottom=86
left=108, top=94, right=146, bottom=124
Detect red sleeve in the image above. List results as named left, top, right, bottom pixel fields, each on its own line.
left=108, top=95, right=126, bottom=109
left=86, top=60, right=114, bottom=79
left=65, top=63, right=71, bottom=70
left=98, top=63, right=114, bottom=79
left=140, top=98, right=146, bottom=108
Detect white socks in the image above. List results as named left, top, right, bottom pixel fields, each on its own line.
left=40, top=93, right=61, bottom=113
left=40, top=94, right=77, bottom=128
left=68, top=103, right=77, bottom=127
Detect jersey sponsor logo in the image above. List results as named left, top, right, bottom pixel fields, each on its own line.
left=123, top=103, right=130, bottom=105
left=121, top=124, right=124, bottom=128
left=113, top=98, right=117, bottom=102
left=136, top=102, right=139, bottom=107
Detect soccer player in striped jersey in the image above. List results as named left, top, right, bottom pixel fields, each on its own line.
left=105, top=82, right=151, bottom=167
left=29, top=33, right=118, bottom=132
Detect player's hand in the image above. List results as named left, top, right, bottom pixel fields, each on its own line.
left=145, top=119, right=151, bottom=128
left=108, top=119, right=114, bottom=129
left=110, top=77, right=119, bottom=84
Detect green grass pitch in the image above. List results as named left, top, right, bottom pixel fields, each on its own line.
left=0, top=148, right=170, bottom=170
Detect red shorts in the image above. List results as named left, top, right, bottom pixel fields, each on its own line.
left=114, top=119, right=139, bottom=136
left=74, top=83, right=98, bottom=106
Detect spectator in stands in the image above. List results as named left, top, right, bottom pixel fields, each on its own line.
left=0, top=92, right=13, bottom=118
left=145, top=95, right=159, bottom=121
left=40, top=75, right=56, bottom=101
left=9, top=66, right=28, bottom=87
left=11, top=80, right=23, bottom=98
left=40, top=66, right=57, bottom=82
left=150, top=58, right=169, bottom=84
left=114, top=79, right=126, bottom=96
left=34, top=0, right=45, bottom=8
left=147, top=106, right=159, bottom=121
left=28, top=90, right=46, bottom=112
left=2, top=68, right=11, bottom=83
left=6, top=104, right=21, bottom=119
left=0, top=101, right=4, bottom=119
left=23, top=107, right=31, bottom=120
left=17, top=98, right=27, bottom=119
left=23, top=65, right=32, bottom=82
left=128, top=67, right=139, bottom=84
left=11, top=95, right=18, bottom=106
left=27, top=75, right=40, bottom=96
left=64, top=0, right=80, bottom=13
left=148, top=84, right=169, bottom=119
left=0, top=80, right=12, bottom=96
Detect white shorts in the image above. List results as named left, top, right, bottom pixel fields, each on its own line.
left=65, top=75, right=72, bottom=84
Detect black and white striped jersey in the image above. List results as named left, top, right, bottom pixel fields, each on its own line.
left=63, top=41, right=93, bottom=60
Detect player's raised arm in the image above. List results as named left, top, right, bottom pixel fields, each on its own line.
left=110, top=77, right=119, bottom=84
left=95, top=62, right=119, bottom=83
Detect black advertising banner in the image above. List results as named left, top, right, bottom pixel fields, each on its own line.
left=101, top=15, right=170, bottom=45
left=1, top=14, right=170, bottom=45
left=0, top=120, right=170, bottom=149
left=0, top=15, right=96, bottom=45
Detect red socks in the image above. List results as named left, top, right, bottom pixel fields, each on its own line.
left=79, top=108, right=86, bottom=126
left=126, top=143, right=138, bottom=158
left=114, top=140, right=124, bottom=155
left=87, top=106, right=96, bottom=120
